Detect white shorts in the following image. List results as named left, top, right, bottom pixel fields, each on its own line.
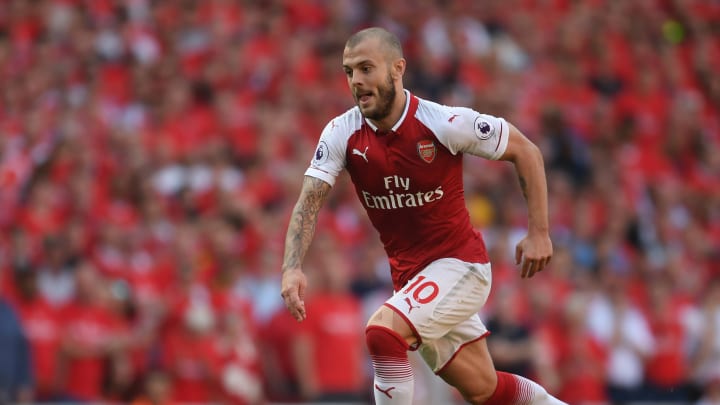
left=385, top=258, right=492, bottom=373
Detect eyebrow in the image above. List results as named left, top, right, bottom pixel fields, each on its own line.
left=342, top=59, right=374, bottom=69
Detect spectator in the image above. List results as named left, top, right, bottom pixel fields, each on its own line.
left=552, top=294, right=608, bottom=405
left=643, top=273, right=693, bottom=402
left=56, top=261, right=128, bottom=402
left=697, top=374, right=720, bottom=405
left=215, top=311, right=264, bottom=405
left=130, top=369, right=176, bottom=405
left=539, top=106, right=592, bottom=189
left=259, top=303, right=305, bottom=402
left=485, top=286, right=535, bottom=378
left=8, top=268, right=62, bottom=401
left=161, top=297, right=223, bottom=404
left=587, top=272, right=655, bottom=403
left=689, top=280, right=720, bottom=400
left=36, top=234, right=77, bottom=308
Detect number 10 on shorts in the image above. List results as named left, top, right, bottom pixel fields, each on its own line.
left=403, top=275, right=440, bottom=304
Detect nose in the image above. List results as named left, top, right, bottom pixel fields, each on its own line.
left=350, top=71, right=363, bottom=88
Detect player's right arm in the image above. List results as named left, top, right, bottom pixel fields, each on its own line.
left=280, top=175, right=332, bottom=322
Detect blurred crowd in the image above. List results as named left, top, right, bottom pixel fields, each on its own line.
left=0, top=0, right=718, bottom=404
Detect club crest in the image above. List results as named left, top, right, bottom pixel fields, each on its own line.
left=417, top=140, right=436, bottom=163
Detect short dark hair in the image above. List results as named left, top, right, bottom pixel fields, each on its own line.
left=345, top=27, right=403, bottom=60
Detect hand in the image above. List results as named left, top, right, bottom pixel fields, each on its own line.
left=515, top=232, right=552, bottom=278
left=281, top=268, right=308, bottom=321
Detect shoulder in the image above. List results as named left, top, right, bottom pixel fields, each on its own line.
left=316, top=107, right=364, bottom=163
left=412, top=95, right=508, bottom=158
left=414, top=97, right=456, bottom=124
left=322, top=106, right=364, bottom=138
left=412, top=96, right=476, bottom=140
left=414, top=97, right=477, bottom=132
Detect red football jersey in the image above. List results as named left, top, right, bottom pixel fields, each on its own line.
left=14, top=297, right=62, bottom=397
left=306, top=91, right=509, bottom=290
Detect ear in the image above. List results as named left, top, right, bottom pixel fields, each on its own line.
left=392, top=58, right=406, bottom=80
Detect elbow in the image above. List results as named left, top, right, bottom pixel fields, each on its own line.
left=528, top=142, right=545, bottom=165
left=500, top=123, right=545, bottom=165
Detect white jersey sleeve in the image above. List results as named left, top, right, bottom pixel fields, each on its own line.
left=304, top=115, right=353, bottom=186
left=416, top=101, right=510, bottom=160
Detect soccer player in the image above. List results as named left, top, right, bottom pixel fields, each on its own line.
left=280, top=27, right=566, bottom=405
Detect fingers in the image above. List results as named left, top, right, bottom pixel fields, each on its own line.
left=281, top=282, right=307, bottom=321
left=521, top=256, right=551, bottom=278
left=521, top=257, right=534, bottom=278
left=516, top=235, right=553, bottom=278
left=282, top=290, right=307, bottom=321
left=296, top=282, right=307, bottom=320
left=281, top=269, right=308, bottom=321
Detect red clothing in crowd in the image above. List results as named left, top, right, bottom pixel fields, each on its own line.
left=556, top=331, right=608, bottom=403
left=13, top=296, right=63, bottom=398
left=646, top=313, right=687, bottom=388
left=260, top=309, right=303, bottom=401
left=645, top=295, right=691, bottom=388
left=60, top=302, right=126, bottom=400
left=162, top=329, right=223, bottom=403
left=302, top=292, right=365, bottom=396
left=538, top=316, right=608, bottom=404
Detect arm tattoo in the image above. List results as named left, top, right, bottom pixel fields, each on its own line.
left=282, top=177, right=331, bottom=272
left=518, top=175, right=529, bottom=201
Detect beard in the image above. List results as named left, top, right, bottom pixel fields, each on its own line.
left=355, top=73, right=396, bottom=121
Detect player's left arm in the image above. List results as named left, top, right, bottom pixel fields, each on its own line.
left=498, top=123, right=552, bottom=279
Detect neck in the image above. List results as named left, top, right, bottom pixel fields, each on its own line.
left=369, top=88, right=407, bottom=131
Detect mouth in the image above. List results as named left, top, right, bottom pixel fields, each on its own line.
left=356, top=91, right=373, bottom=105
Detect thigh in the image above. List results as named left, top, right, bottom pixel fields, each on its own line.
left=418, top=313, right=489, bottom=372
left=436, top=337, right=497, bottom=403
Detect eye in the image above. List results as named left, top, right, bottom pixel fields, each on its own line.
left=344, top=68, right=353, bottom=77
left=361, top=66, right=372, bottom=73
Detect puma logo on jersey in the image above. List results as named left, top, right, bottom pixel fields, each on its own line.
left=404, top=297, right=421, bottom=314
left=448, top=114, right=460, bottom=123
left=352, top=146, right=369, bottom=162
left=375, top=384, right=396, bottom=399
